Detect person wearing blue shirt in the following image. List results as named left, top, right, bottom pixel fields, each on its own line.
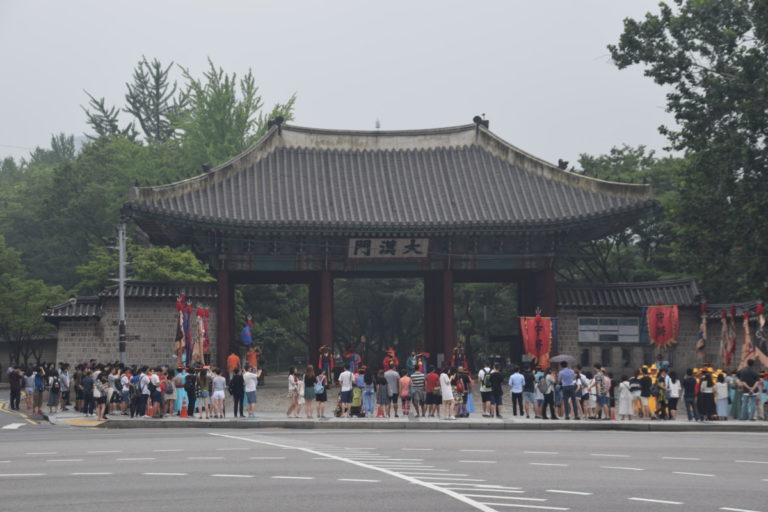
left=508, top=367, right=525, bottom=416
left=558, top=361, right=580, bottom=420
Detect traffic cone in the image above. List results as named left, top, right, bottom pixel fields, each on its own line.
left=376, top=406, right=384, bottom=418
left=146, top=399, right=154, bottom=417
left=180, top=397, right=188, bottom=418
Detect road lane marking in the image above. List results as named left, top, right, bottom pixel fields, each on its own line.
left=0, top=473, right=44, bottom=477
left=401, top=473, right=470, bottom=477
left=735, top=460, right=768, bottom=464
left=662, top=457, right=700, bottom=461
left=601, top=466, right=644, bottom=471
left=460, top=460, right=497, bottom=464
left=87, top=450, right=121, bottom=454
left=2, top=423, right=25, bottom=429
left=524, top=451, right=558, bottom=455
left=461, top=449, right=494, bottom=452
left=26, top=452, right=56, bottom=455
left=188, top=456, right=224, bottom=460
left=117, top=457, right=156, bottom=461
left=478, top=503, right=568, bottom=510
left=47, top=459, right=84, bottom=462
left=143, top=472, right=188, bottom=476
left=530, top=463, right=567, bottom=467
left=153, top=449, right=183, bottom=452
left=72, top=472, right=113, bottom=475
left=546, top=490, right=592, bottom=496
left=445, top=488, right=525, bottom=494
left=0, top=461, right=11, bottom=463
left=338, top=478, right=381, bottom=482
left=216, top=447, right=249, bottom=451
left=462, top=495, right=547, bottom=502
left=272, top=476, right=314, bottom=479
left=212, top=474, right=253, bottom=478
left=475, top=485, right=522, bottom=490
left=721, top=508, right=761, bottom=512
left=673, top=471, right=714, bottom=477
left=590, top=453, right=629, bottom=458
left=629, top=497, right=683, bottom=505
left=211, top=433, right=498, bottom=512
left=403, top=448, right=433, bottom=451
left=409, top=476, right=486, bottom=481
left=249, top=456, right=286, bottom=459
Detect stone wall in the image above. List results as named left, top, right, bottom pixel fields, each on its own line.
left=55, top=298, right=217, bottom=368
left=556, top=306, right=703, bottom=376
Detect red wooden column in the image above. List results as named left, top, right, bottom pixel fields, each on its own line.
left=423, top=272, right=440, bottom=364
left=441, top=269, right=456, bottom=364
left=309, top=271, right=333, bottom=365
left=216, top=269, right=233, bottom=370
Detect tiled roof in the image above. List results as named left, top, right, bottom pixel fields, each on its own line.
left=43, top=296, right=102, bottom=321
left=557, top=278, right=701, bottom=308
left=124, top=123, right=658, bottom=236
left=99, top=281, right=217, bottom=299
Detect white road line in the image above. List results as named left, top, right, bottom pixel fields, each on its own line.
left=460, top=460, right=497, bottom=464
left=0, top=461, right=10, bottom=463
left=403, top=448, right=433, bottom=451
left=212, top=474, right=253, bottom=478
left=117, top=457, right=156, bottom=461
left=461, top=449, right=495, bottom=452
left=721, top=508, right=761, bottom=512
left=338, top=478, right=381, bottom=482
left=411, top=476, right=486, bottom=481
left=87, top=450, right=121, bottom=454
left=590, top=453, right=629, bottom=458
left=401, top=473, right=470, bottom=477
left=72, top=472, right=113, bottom=475
left=601, top=466, right=644, bottom=471
left=673, top=471, right=714, bottom=477
left=524, top=451, right=558, bottom=455
left=216, top=447, right=248, bottom=451
left=272, top=476, right=314, bottom=480
left=444, top=488, right=525, bottom=494
left=462, top=495, right=547, bottom=502
left=735, top=460, right=768, bottom=464
left=0, top=473, right=45, bottom=477
left=26, top=452, right=56, bottom=455
left=47, top=459, right=84, bottom=462
left=662, top=457, right=700, bottom=461
left=188, top=456, right=224, bottom=460
left=475, top=485, right=522, bottom=490
left=250, top=456, right=285, bottom=460
left=546, top=490, right=592, bottom=496
left=312, top=457, right=335, bottom=460
left=628, top=497, right=683, bottom=505
left=211, top=433, right=498, bottom=512
left=2, top=423, right=25, bottom=430
left=143, top=472, right=188, bottom=476
left=530, top=463, right=568, bottom=467
left=478, top=503, right=568, bottom=510
left=153, top=449, right=183, bottom=452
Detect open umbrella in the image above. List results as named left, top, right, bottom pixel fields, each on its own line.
left=549, top=354, right=576, bottom=364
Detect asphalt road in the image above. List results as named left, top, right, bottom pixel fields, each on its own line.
left=0, top=424, right=766, bottom=512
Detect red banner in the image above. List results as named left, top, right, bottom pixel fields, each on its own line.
left=520, top=314, right=553, bottom=369
left=646, top=305, right=679, bottom=348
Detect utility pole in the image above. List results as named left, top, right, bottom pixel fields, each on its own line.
left=116, top=221, right=127, bottom=365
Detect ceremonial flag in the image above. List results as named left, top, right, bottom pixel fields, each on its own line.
left=724, top=306, right=737, bottom=365
left=520, top=314, right=554, bottom=369
left=753, top=303, right=768, bottom=366
left=695, top=302, right=707, bottom=360
left=737, top=310, right=756, bottom=370
left=719, top=309, right=728, bottom=365
left=646, top=305, right=679, bottom=348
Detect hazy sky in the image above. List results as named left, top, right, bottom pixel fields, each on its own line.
left=0, top=1, right=673, bottom=167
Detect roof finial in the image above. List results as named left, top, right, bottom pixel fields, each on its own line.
left=473, top=115, right=489, bottom=134
left=267, top=116, right=285, bottom=135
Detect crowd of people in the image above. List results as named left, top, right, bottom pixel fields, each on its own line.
left=4, top=356, right=767, bottom=422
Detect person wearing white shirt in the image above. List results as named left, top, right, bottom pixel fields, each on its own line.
left=478, top=363, right=493, bottom=417
left=508, top=368, right=525, bottom=416
left=337, top=364, right=354, bottom=418
left=243, top=367, right=259, bottom=418
left=439, top=368, right=455, bottom=420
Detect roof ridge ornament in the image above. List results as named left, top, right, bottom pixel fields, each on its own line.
left=267, top=116, right=285, bottom=135
left=473, top=114, right=489, bottom=134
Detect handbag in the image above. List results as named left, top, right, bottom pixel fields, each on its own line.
left=93, top=385, right=102, bottom=398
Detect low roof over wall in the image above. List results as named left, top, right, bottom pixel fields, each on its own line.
left=557, top=278, right=701, bottom=309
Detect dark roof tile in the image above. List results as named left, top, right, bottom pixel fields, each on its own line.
left=557, top=279, right=701, bottom=308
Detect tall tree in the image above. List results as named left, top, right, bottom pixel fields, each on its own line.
left=124, top=56, right=184, bottom=142
left=609, top=0, right=768, bottom=300
left=82, top=92, right=137, bottom=141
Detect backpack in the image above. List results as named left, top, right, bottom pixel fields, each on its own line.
left=537, top=377, right=549, bottom=394
left=456, top=377, right=465, bottom=394
left=314, top=377, right=325, bottom=395
left=129, top=375, right=141, bottom=399
left=482, top=370, right=491, bottom=389
left=164, top=380, right=174, bottom=395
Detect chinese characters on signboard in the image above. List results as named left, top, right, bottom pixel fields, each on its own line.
left=347, top=238, right=429, bottom=259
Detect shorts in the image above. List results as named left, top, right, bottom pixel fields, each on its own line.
left=212, top=390, right=225, bottom=400
left=198, top=390, right=209, bottom=399
left=640, top=396, right=649, bottom=406
left=246, top=391, right=257, bottom=403
left=481, top=391, right=492, bottom=403
left=122, top=390, right=130, bottom=403
left=411, top=389, right=425, bottom=405
left=390, top=393, right=399, bottom=403
left=596, top=395, right=608, bottom=406
left=340, top=390, right=352, bottom=404
left=523, top=392, right=536, bottom=404
left=96, top=396, right=106, bottom=405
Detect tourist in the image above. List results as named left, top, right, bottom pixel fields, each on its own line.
left=399, top=369, right=412, bottom=417
left=489, top=363, right=504, bottom=418
left=59, top=364, right=70, bottom=411
left=8, top=367, right=22, bottom=411
left=699, top=371, right=716, bottom=421
left=229, top=368, right=244, bottom=418
left=384, top=363, right=400, bottom=418
left=226, top=351, right=241, bottom=383
left=195, top=368, right=210, bottom=419
left=539, top=368, right=556, bottom=420
left=617, top=375, right=633, bottom=420
left=315, top=369, right=328, bottom=419
left=522, top=365, right=536, bottom=418
left=508, top=366, right=524, bottom=417
left=558, top=361, right=579, bottom=420
left=454, top=366, right=470, bottom=417
left=654, top=369, right=669, bottom=420
left=761, top=372, right=768, bottom=421
left=375, top=369, right=390, bottom=417
left=440, top=367, right=455, bottom=420
left=639, top=367, right=652, bottom=419
left=303, top=365, right=316, bottom=419
left=286, top=367, right=301, bottom=418
left=94, top=373, right=108, bottom=421
left=592, top=364, right=609, bottom=420
left=715, top=373, right=729, bottom=419
left=478, top=361, right=493, bottom=417
left=24, top=369, right=35, bottom=413
left=739, top=360, right=760, bottom=420
left=337, top=363, right=354, bottom=418
left=410, top=366, right=426, bottom=418
left=362, top=368, right=375, bottom=417
left=81, top=369, right=95, bottom=417
left=667, top=371, right=681, bottom=420
left=728, top=370, right=742, bottom=419
left=184, top=367, right=197, bottom=416
left=211, top=368, right=227, bottom=419
left=425, top=366, right=441, bottom=417
left=46, top=368, right=61, bottom=415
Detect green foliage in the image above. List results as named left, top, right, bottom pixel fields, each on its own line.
left=609, top=0, right=768, bottom=299
left=75, top=239, right=213, bottom=295
left=124, top=56, right=184, bottom=142
left=82, top=92, right=138, bottom=141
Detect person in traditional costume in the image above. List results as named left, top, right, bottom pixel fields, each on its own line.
left=173, top=294, right=186, bottom=365
left=450, top=346, right=467, bottom=371
left=344, top=345, right=362, bottom=374
left=317, top=345, right=334, bottom=385
left=382, top=347, right=399, bottom=370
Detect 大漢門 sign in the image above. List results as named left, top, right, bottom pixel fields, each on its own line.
left=347, top=238, right=429, bottom=259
